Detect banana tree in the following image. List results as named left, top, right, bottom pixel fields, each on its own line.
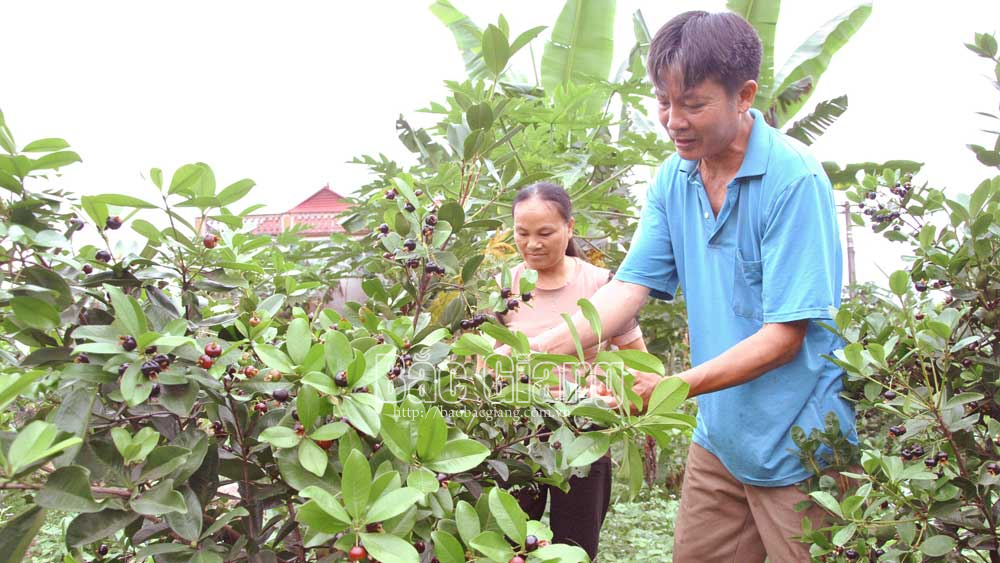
left=728, top=0, right=872, bottom=145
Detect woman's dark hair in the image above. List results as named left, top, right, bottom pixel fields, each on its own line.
left=511, top=182, right=580, bottom=258
left=647, top=11, right=762, bottom=96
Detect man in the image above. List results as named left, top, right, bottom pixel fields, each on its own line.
left=518, top=11, right=856, bottom=562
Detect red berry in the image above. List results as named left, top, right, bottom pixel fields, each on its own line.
left=509, top=557, right=526, bottom=563
left=315, top=439, right=333, bottom=450
left=248, top=314, right=261, bottom=327
left=253, top=402, right=267, bottom=413
left=243, top=365, right=259, bottom=378
left=348, top=546, right=367, bottom=561
left=203, top=234, right=219, bottom=248
left=204, top=342, right=223, bottom=358
left=82, top=264, right=93, bottom=274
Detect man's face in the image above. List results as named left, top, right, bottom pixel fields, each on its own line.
left=655, top=67, right=752, bottom=161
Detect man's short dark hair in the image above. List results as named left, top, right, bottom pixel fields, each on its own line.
left=647, top=11, right=762, bottom=96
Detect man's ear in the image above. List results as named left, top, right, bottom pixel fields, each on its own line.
left=738, top=80, right=758, bottom=112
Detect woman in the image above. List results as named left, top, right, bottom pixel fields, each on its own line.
left=498, top=182, right=659, bottom=560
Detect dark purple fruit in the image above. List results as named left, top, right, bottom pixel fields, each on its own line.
left=95, top=250, right=112, bottom=262
left=889, top=425, right=906, bottom=437
left=525, top=535, right=539, bottom=552
left=74, top=353, right=90, bottom=364
left=506, top=299, right=520, bottom=311
left=120, top=335, right=137, bottom=351
left=924, top=457, right=937, bottom=468
left=140, top=360, right=161, bottom=377
left=118, top=363, right=129, bottom=376
left=501, top=287, right=512, bottom=299
left=384, top=189, right=397, bottom=200
left=521, top=292, right=533, bottom=302
left=882, top=390, right=897, bottom=400
left=273, top=388, right=290, bottom=402
left=914, top=281, right=928, bottom=292
left=82, top=264, right=93, bottom=274
left=378, top=223, right=390, bottom=234
left=402, top=239, right=416, bottom=251
left=414, top=540, right=426, bottom=553
left=404, top=202, right=416, bottom=212
left=105, top=215, right=123, bottom=230
left=460, top=319, right=472, bottom=330
left=98, top=544, right=109, bottom=556
left=69, top=217, right=85, bottom=231
left=153, top=354, right=170, bottom=369
left=335, top=371, right=349, bottom=387
left=424, top=215, right=437, bottom=226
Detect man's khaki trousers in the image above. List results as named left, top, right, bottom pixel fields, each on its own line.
left=673, top=443, right=830, bottom=563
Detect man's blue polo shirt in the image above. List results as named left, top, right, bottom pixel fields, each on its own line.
left=616, top=108, right=856, bottom=486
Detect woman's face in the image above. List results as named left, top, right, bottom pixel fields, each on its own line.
left=513, top=197, right=574, bottom=271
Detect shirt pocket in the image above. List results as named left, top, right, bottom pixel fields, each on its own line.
left=732, top=251, right=763, bottom=321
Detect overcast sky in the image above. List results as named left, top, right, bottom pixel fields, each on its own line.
left=5, top=1, right=1000, bottom=284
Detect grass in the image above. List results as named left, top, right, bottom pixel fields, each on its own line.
left=598, top=484, right=679, bottom=563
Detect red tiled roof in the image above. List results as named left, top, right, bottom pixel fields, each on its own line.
left=204, top=184, right=356, bottom=238
left=288, top=186, right=352, bottom=214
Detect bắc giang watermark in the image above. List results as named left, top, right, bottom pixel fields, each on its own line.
left=378, top=352, right=630, bottom=413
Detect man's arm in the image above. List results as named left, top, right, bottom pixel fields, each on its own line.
left=532, top=279, right=650, bottom=355
left=677, top=320, right=808, bottom=397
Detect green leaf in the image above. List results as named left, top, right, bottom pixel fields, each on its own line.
left=324, top=330, right=354, bottom=375
left=576, top=298, right=603, bottom=346
left=482, top=25, right=510, bottom=76
left=342, top=394, right=382, bottom=437
left=531, top=543, right=591, bottom=563
left=784, top=95, right=848, bottom=145
left=599, top=349, right=664, bottom=376
left=80, top=195, right=109, bottom=227
left=11, top=296, right=60, bottom=331
left=137, top=446, right=191, bottom=482
left=645, top=377, right=689, bottom=416
left=728, top=0, right=780, bottom=103
left=22, top=138, right=70, bottom=152
left=35, top=465, right=102, bottom=513
left=165, top=485, right=202, bottom=541
left=9, top=420, right=81, bottom=473
left=920, top=535, right=957, bottom=557
left=510, top=25, right=547, bottom=55
left=105, top=284, right=147, bottom=338
left=888, top=270, right=910, bottom=296
left=430, top=0, right=487, bottom=80
left=131, top=479, right=187, bottom=516
left=406, top=467, right=439, bottom=494
left=366, top=488, right=423, bottom=524
left=541, top=0, right=616, bottom=92
left=286, top=317, right=312, bottom=365
left=0, top=371, right=42, bottom=412
left=417, top=407, right=448, bottom=461
left=216, top=178, right=255, bottom=206
left=438, top=201, right=466, bottom=234
left=297, top=438, right=328, bottom=478
left=88, top=194, right=158, bottom=209
left=452, top=333, right=494, bottom=357
left=0, top=505, right=47, bottom=563
left=259, top=426, right=302, bottom=449
left=431, top=530, right=466, bottom=563
left=255, top=343, right=295, bottom=373
left=772, top=2, right=872, bottom=126
left=809, top=491, right=844, bottom=518
left=299, top=486, right=352, bottom=525
left=358, top=532, right=420, bottom=563
left=188, top=551, right=223, bottom=563
left=488, top=488, right=527, bottom=545
left=425, top=439, right=490, bottom=473
left=31, top=150, right=81, bottom=171
left=168, top=163, right=207, bottom=196
left=65, top=509, right=141, bottom=548
left=343, top=449, right=372, bottom=519
left=470, top=531, right=514, bottom=562
left=565, top=432, right=610, bottom=467
left=455, top=500, right=482, bottom=545
left=310, top=422, right=349, bottom=441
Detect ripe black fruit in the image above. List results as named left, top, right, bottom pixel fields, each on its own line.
left=273, top=388, right=290, bottom=402
left=120, top=335, right=137, bottom=351
left=424, top=214, right=438, bottom=226
left=402, top=239, right=416, bottom=251
left=82, top=264, right=93, bottom=274
left=96, top=250, right=112, bottom=262
left=501, top=287, right=512, bottom=299
left=335, top=371, right=349, bottom=387
left=105, top=215, right=123, bottom=230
